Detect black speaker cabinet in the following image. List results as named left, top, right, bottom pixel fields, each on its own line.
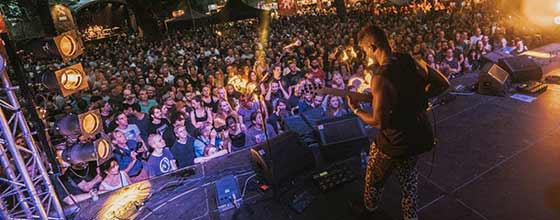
left=316, top=116, right=369, bottom=162
left=478, top=63, right=511, bottom=96
left=249, top=132, right=314, bottom=187
left=498, top=55, right=543, bottom=83
left=482, top=51, right=512, bottom=64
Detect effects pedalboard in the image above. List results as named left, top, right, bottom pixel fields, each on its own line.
left=312, top=163, right=357, bottom=192
left=517, top=81, right=548, bottom=95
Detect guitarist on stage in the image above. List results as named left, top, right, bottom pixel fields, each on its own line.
left=347, top=25, right=450, bottom=220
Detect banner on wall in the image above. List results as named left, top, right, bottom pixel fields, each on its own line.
left=278, top=0, right=297, bottom=16
left=50, top=4, right=77, bottom=34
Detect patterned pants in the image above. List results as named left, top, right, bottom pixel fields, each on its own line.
left=363, top=144, right=419, bottom=220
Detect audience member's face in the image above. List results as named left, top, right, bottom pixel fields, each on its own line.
left=106, top=160, right=120, bottom=175
left=149, top=135, right=166, bottom=149
left=147, top=88, right=156, bottom=98
left=191, top=99, right=201, bottom=109
left=273, top=66, right=282, bottom=77
left=116, top=113, right=128, bottom=127
left=313, top=95, right=324, bottom=106
left=220, top=101, right=230, bottom=112
left=253, top=113, right=263, bottom=126
left=139, top=90, right=148, bottom=101
left=277, top=101, right=287, bottom=112
left=112, top=131, right=127, bottom=146
left=151, top=108, right=162, bottom=120
left=329, top=97, right=340, bottom=108
left=271, top=82, right=281, bottom=93
left=202, top=87, right=210, bottom=96
left=174, top=126, right=188, bottom=139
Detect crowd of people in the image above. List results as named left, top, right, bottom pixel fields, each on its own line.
left=19, top=0, right=550, bottom=205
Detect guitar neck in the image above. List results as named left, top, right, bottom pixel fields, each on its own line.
left=317, top=88, right=372, bottom=103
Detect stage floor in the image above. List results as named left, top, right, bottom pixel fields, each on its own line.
left=73, top=73, right=560, bottom=220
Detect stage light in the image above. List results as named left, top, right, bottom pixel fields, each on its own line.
left=61, top=135, right=112, bottom=165
left=78, top=109, right=103, bottom=137
left=41, top=63, right=89, bottom=97
left=56, top=109, right=104, bottom=137
left=555, top=16, right=560, bottom=24
left=172, top=10, right=185, bottom=17
left=53, top=30, right=84, bottom=63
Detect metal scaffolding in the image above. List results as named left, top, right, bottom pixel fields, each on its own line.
left=0, top=56, right=65, bottom=219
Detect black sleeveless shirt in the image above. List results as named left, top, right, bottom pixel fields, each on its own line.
left=375, top=53, right=434, bottom=158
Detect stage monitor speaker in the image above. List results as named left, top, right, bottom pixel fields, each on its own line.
left=478, top=63, right=511, bottom=96
left=301, top=107, right=326, bottom=127
left=317, top=116, right=369, bottom=162
left=482, top=51, right=512, bottom=64
left=284, top=115, right=313, bottom=136
left=250, top=131, right=314, bottom=187
left=498, top=55, right=543, bottom=83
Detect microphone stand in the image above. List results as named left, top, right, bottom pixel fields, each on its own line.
left=255, top=93, right=276, bottom=197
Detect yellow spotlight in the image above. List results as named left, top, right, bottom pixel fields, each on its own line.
left=78, top=109, right=103, bottom=137
left=54, top=63, right=89, bottom=97
left=94, top=136, right=112, bottom=164
left=54, top=30, right=84, bottom=63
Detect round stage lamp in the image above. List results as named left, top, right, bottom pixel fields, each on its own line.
left=81, top=113, right=100, bottom=134
left=58, top=35, right=78, bottom=58
left=78, top=109, right=103, bottom=137
left=555, top=16, right=560, bottom=25
left=95, top=138, right=111, bottom=162
left=59, top=67, right=84, bottom=90
left=56, top=109, right=104, bottom=137
left=54, top=30, right=84, bottom=63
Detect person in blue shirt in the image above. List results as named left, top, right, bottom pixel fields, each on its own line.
left=146, top=134, right=177, bottom=177
left=111, top=131, right=146, bottom=182
left=192, top=123, right=228, bottom=163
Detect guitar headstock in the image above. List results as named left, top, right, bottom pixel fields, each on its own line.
left=300, top=82, right=324, bottom=96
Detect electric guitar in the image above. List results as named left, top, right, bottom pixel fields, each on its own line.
left=301, top=83, right=373, bottom=103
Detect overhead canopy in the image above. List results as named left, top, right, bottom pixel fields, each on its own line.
left=165, top=0, right=270, bottom=31
left=210, top=0, right=270, bottom=23
left=165, top=8, right=210, bottom=25
left=69, top=0, right=127, bottom=12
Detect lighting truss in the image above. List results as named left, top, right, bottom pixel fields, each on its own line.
left=0, top=68, right=65, bottom=219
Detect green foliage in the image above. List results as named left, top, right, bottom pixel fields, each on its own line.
left=0, top=0, right=24, bottom=19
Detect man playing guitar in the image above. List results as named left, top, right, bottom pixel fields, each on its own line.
left=347, top=25, right=450, bottom=220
